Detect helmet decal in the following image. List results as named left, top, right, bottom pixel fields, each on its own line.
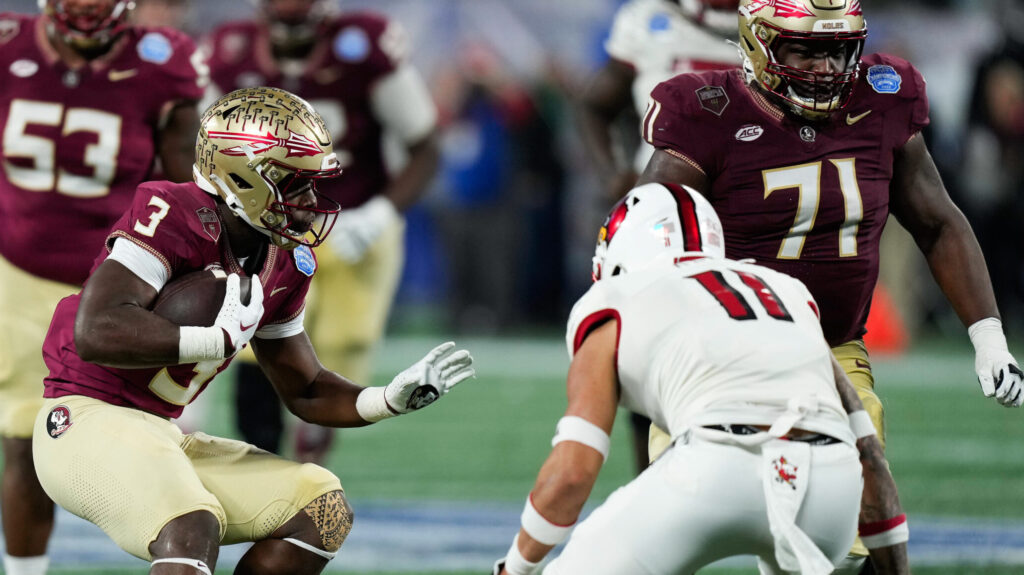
left=748, top=0, right=815, bottom=18
left=207, top=130, right=323, bottom=158
left=665, top=183, right=704, bottom=253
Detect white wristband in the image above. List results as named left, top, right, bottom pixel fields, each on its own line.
left=968, top=317, right=1008, bottom=353
left=520, top=495, right=573, bottom=546
left=502, top=534, right=543, bottom=575
left=860, top=515, right=909, bottom=549
left=178, top=326, right=224, bottom=363
left=551, top=415, right=610, bottom=462
left=848, top=410, right=876, bottom=439
left=355, top=386, right=398, bottom=423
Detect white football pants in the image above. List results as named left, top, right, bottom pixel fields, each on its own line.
left=544, top=431, right=862, bottom=575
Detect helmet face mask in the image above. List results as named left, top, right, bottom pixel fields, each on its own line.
left=194, top=87, right=342, bottom=250
left=39, top=0, right=135, bottom=53
left=592, top=183, right=725, bottom=282
left=738, top=0, right=866, bottom=121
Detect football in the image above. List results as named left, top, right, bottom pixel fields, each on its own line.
left=151, top=270, right=251, bottom=327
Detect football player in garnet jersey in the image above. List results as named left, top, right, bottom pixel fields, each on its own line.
left=578, top=0, right=741, bottom=475
left=636, top=0, right=1021, bottom=571
left=204, top=0, right=440, bottom=464
left=0, top=1, right=205, bottom=573
left=494, top=183, right=908, bottom=575
left=32, top=87, right=474, bottom=574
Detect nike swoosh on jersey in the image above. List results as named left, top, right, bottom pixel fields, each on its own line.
left=270, top=286, right=288, bottom=297
left=846, top=110, right=872, bottom=125
left=108, top=68, right=138, bottom=82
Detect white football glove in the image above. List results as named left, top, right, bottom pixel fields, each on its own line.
left=355, top=342, right=475, bottom=422
left=214, top=273, right=264, bottom=356
left=969, top=318, right=1023, bottom=407
left=330, top=196, right=400, bottom=263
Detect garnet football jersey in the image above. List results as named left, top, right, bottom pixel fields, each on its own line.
left=0, top=13, right=205, bottom=285
left=643, top=54, right=929, bottom=346
left=42, top=182, right=314, bottom=418
left=567, top=258, right=854, bottom=444
left=207, top=12, right=403, bottom=210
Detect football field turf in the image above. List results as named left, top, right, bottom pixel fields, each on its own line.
left=4, top=335, right=1024, bottom=573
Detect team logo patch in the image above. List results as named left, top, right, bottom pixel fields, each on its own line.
left=799, top=125, right=816, bottom=142
left=46, top=405, right=73, bottom=439
left=196, top=207, right=221, bottom=242
left=695, top=85, right=729, bottom=116
left=772, top=455, right=798, bottom=490
left=867, top=65, right=902, bottom=94
left=293, top=245, right=316, bottom=276
left=334, top=27, right=370, bottom=62
left=654, top=219, right=677, bottom=247
left=735, top=124, right=763, bottom=142
left=9, top=59, right=38, bottom=78
left=207, top=130, right=322, bottom=158
left=649, top=12, right=671, bottom=32
left=138, top=32, right=173, bottom=64
left=0, top=19, right=20, bottom=44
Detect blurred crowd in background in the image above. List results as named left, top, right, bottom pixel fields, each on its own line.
left=8, top=0, right=1024, bottom=340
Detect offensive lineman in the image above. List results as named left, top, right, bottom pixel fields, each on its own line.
left=0, top=1, right=204, bottom=572
left=31, top=87, right=474, bottom=574
left=205, top=0, right=440, bottom=462
left=494, top=183, right=909, bottom=575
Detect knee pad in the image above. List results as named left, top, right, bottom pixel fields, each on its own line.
left=302, top=489, right=353, bottom=553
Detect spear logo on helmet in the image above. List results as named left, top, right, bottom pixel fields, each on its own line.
left=207, top=130, right=322, bottom=158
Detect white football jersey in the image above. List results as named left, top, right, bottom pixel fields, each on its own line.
left=566, top=257, right=854, bottom=444
left=604, top=0, right=741, bottom=170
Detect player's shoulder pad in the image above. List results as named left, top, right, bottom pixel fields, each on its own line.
left=0, top=13, right=33, bottom=46
left=207, top=20, right=261, bottom=60
left=290, top=245, right=317, bottom=278
left=328, top=11, right=404, bottom=71
left=858, top=53, right=926, bottom=103
left=650, top=68, right=742, bottom=119
left=129, top=25, right=196, bottom=67
left=134, top=181, right=222, bottom=244
left=733, top=258, right=819, bottom=312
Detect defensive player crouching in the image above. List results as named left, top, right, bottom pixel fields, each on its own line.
left=31, top=87, right=474, bottom=575
left=494, top=183, right=908, bottom=575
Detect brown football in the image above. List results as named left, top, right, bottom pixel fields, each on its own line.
left=151, top=270, right=251, bottom=327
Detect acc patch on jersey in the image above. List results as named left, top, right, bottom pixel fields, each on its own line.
left=138, top=32, right=174, bottom=64
left=196, top=207, right=221, bottom=242
left=46, top=405, right=73, bottom=439
left=866, top=65, right=901, bottom=94
left=696, top=85, right=729, bottom=116
left=293, top=245, right=316, bottom=276
left=334, top=27, right=370, bottom=62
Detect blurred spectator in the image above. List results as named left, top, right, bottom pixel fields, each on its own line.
left=961, top=0, right=1024, bottom=331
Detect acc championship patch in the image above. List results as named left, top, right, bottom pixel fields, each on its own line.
left=695, top=85, right=729, bottom=116
left=138, top=32, right=173, bottom=64
left=867, top=65, right=901, bottom=94
left=334, top=27, right=370, bottom=62
left=294, top=245, right=316, bottom=276
left=196, top=207, right=221, bottom=242
left=46, top=405, right=73, bottom=439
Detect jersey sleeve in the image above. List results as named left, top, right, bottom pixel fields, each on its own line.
left=643, top=77, right=715, bottom=174
left=565, top=283, right=621, bottom=358
left=104, top=183, right=207, bottom=276
left=142, top=27, right=207, bottom=104
left=863, top=54, right=930, bottom=147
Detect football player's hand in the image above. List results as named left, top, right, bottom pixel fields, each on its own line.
left=330, top=196, right=400, bottom=263
left=975, top=349, right=1023, bottom=407
left=214, top=274, right=264, bottom=356
left=385, top=342, right=475, bottom=414
left=491, top=559, right=506, bottom=575
left=970, top=318, right=1023, bottom=407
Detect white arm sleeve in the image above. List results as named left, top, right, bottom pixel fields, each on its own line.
left=107, top=238, right=169, bottom=292
left=254, top=309, right=305, bottom=339
left=370, top=64, right=438, bottom=144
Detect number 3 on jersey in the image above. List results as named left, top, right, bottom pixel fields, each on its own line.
left=692, top=270, right=793, bottom=321
left=133, top=196, right=171, bottom=237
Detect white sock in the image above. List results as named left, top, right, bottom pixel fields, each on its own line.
left=3, top=554, right=49, bottom=575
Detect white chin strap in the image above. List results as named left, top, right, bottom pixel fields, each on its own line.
left=151, top=558, right=212, bottom=575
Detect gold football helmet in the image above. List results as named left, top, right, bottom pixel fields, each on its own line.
left=738, top=0, right=866, bottom=120
left=194, top=86, right=342, bottom=250
left=39, top=0, right=135, bottom=53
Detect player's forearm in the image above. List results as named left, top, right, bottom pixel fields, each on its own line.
left=380, top=133, right=440, bottom=211
left=868, top=543, right=911, bottom=575
left=922, top=218, right=1001, bottom=327
left=282, top=369, right=374, bottom=428
left=75, top=305, right=182, bottom=368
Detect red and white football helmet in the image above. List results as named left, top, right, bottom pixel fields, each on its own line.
left=592, top=183, right=725, bottom=281
left=39, top=0, right=135, bottom=52
left=676, top=0, right=740, bottom=38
